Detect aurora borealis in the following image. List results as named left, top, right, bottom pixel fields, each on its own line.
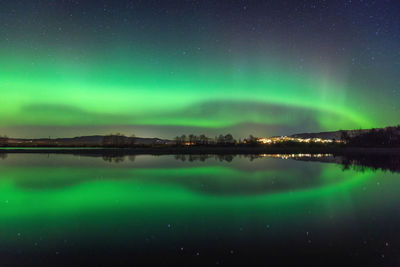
left=1, top=1, right=400, bottom=138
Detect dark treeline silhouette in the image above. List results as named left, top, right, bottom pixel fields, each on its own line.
left=340, top=154, right=400, bottom=173
left=173, top=133, right=282, bottom=146
left=343, top=126, right=400, bottom=147
left=0, top=135, right=8, bottom=147
left=2, top=125, right=400, bottom=148
left=173, top=154, right=281, bottom=162
left=66, top=153, right=254, bottom=163
left=78, top=153, right=400, bottom=174
left=174, top=154, right=236, bottom=162
left=174, top=133, right=237, bottom=146
left=102, top=155, right=126, bottom=163
left=102, top=133, right=136, bottom=147
left=245, top=135, right=259, bottom=145
left=1, top=148, right=400, bottom=174
left=174, top=153, right=400, bottom=173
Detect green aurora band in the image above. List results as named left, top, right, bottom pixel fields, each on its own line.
left=1, top=0, right=399, bottom=139
left=0, top=46, right=379, bottom=137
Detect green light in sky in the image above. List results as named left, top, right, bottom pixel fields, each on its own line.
left=0, top=47, right=379, bottom=136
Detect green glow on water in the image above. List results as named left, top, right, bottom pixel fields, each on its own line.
left=0, top=166, right=367, bottom=217
left=0, top=154, right=390, bottom=248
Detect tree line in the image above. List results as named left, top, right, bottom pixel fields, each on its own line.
left=0, top=135, right=8, bottom=146
left=174, top=134, right=236, bottom=145
left=173, top=134, right=260, bottom=145
left=102, top=133, right=136, bottom=147
left=342, top=126, right=400, bottom=147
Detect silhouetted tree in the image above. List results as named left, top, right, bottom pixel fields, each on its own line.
left=129, top=134, right=136, bottom=146
left=217, top=134, right=225, bottom=145
left=174, top=136, right=182, bottom=145
left=246, top=135, right=258, bottom=145
left=102, top=133, right=127, bottom=147
left=188, top=134, right=195, bottom=145
left=199, top=134, right=207, bottom=145
left=102, top=155, right=125, bottom=163
left=175, top=154, right=187, bottom=161
left=0, top=135, right=8, bottom=147
left=345, top=126, right=400, bottom=147
left=340, top=131, right=350, bottom=143
left=180, top=134, right=187, bottom=144
left=224, top=134, right=235, bottom=144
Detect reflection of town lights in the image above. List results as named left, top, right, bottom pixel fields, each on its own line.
left=262, top=153, right=332, bottom=159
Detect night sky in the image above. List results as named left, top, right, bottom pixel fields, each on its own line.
left=1, top=0, right=399, bottom=138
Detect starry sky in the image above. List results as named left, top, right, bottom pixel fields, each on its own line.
left=0, top=0, right=399, bottom=138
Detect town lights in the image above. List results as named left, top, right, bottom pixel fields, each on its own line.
left=257, top=136, right=340, bottom=144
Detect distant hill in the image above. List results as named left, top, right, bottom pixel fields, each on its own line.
left=291, top=129, right=372, bottom=140
left=290, top=126, right=400, bottom=141
left=7, top=135, right=174, bottom=146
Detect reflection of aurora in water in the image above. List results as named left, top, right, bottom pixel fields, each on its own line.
left=1, top=153, right=400, bottom=266
left=0, top=153, right=358, bottom=194
left=0, top=154, right=373, bottom=214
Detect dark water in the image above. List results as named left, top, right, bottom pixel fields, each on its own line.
left=0, top=153, right=399, bottom=266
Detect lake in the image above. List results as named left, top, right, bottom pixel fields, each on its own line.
left=0, top=153, right=399, bottom=266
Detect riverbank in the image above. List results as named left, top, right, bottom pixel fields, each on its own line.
left=1, top=146, right=400, bottom=156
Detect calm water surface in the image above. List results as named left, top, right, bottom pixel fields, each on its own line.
left=0, top=153, right=399, bottom=266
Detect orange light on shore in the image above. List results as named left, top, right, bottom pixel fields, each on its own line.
left=258, top=138, right=273, bottom=144
left=257, top=136, right=342, bottom=144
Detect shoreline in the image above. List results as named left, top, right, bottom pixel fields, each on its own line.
left=1, top=146, right=400, bottom=156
